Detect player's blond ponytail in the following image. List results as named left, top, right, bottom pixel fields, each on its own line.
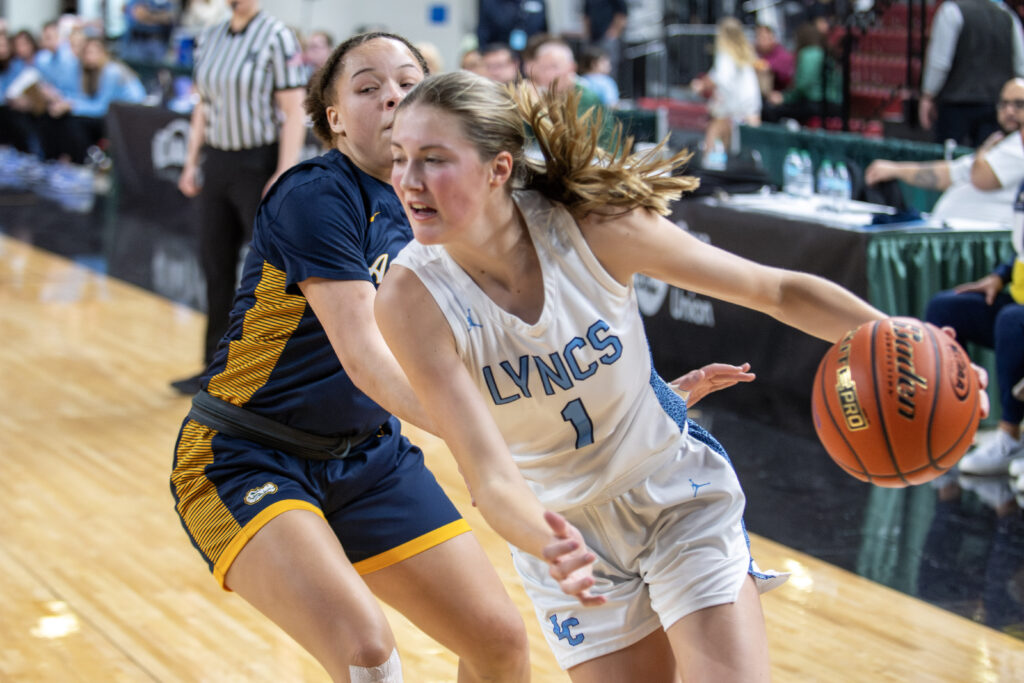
left=397, top=71, right=698, bottom=219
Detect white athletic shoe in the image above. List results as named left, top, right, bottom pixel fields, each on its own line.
left=957, top=474, right=1014, bottom=510
left=957, top=430, right=1024, bottom=476
left=1013, top=474, right=1024, bottom=498
left=1009, top=456, right=1024, bottom=480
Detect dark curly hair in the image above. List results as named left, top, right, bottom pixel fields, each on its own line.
left=304, top=31, right=429, bottom=147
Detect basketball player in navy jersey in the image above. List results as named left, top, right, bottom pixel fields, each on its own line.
left=378, top=72, right=992, bottom=682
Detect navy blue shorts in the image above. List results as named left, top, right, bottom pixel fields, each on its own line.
left=170, top=415, right=469, bottom=588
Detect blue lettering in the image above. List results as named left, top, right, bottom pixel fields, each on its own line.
left=563, top=338, right=597, bottom=381
left=483, top=366, right=519, bottom=404
left=534, top=353, right=573, bottom=395
left=586, top=320, right=622, bottom=364
left=500, top=357, right=532, bottom=398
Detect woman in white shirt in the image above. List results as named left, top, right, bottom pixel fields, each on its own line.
left=692, top=17, right=762, bottom=156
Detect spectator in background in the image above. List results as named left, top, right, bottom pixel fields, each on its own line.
left=45, top=37, right=146, bottom=162
left=477, top=0, right=548, bottom=52
left=0, top=32, right=22, bottom=150
left=9, top=29, right=38, bottom=70
left=416, top=41, right=444, bottom=74
left=582, top=0, right=627, bottom=75
left=865, top=77, right=1024, bottom=226
left=459, top=47, right=486, bottom=75
left=36, top=19, right=80, bottom=99
left=578, top=43, right=619, bottom=107
left=181, top=0, right=230, bottom=30
left=691, top=17, right=761, bottom=152
left=920, top=0, right=1024, bottom=146
left=122, top=0, right=176, bottom=63
left=915, top=87, right=1024, bottom=477
left=523, top=33, right=614, bottom=146
left=762, top=21, right=842, bottom=124
left=754, top=23, right=793, bottom=94
left=303, top=29, right=333, bottom=74
left=5, top=30, right=47, bottom=157
left=480, top=42, right=521, bottom=84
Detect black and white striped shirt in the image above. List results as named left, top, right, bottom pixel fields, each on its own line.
left=193, top=12, right=306, bottom=151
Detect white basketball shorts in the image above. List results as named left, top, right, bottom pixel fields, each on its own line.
left=511, top=427, right=787, bottom=670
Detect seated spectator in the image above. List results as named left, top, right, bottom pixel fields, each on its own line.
left=8, top=29, right=39, bottom=81
left=46, top=37, right=146, bottom=162
left=416, top=41, right=444, bottom=74
left=459, top=47, right=486, bottom=75
left=0, top=31, right=22, bottom=149
left=865, top=78, right=1024, bottom=225
left=915, top=92, right=1024, bottom=477
left=578, top=43, right=619, bottom=107
left=5, top=30, right=48, bottom=156
left=480, top=42, right=520, bottom=84
left=754, top=23, right=794, bottom=94
left=691, top=17, right=762, bottom=153
left=121, top=0, right=175, bottom=63
left=36, top=19, right=81, bottom=99
left=521, top=33, right=613, bottom=144
left=762, top=21, right=842, bottom=124
left=180, top=0, right=229, bottom=30
left=303, top=30, right=333, bottom=76
left=931, top=179, right=1024, bottom=478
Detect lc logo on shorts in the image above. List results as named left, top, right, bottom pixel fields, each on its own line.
left=549, top=615, right=584, bottom=646
left=244, top=482, right=279, bottom=505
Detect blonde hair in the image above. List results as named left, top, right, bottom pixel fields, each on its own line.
left=716, top=17, right=756, bottom=67
left=397, top=71, right=698, bottom=218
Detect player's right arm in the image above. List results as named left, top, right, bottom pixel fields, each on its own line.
left=375, top=264, right=605, bottom=606
left=301, top=276, right=437, bottom=434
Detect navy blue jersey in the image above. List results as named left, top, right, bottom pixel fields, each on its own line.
left=202, top=149, right=411, bottom=436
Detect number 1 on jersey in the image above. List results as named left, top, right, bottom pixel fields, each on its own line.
left=561, top=398, right=594, bottom=449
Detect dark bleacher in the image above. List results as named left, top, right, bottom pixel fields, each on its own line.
left=846, top=0, right=937, bottom=129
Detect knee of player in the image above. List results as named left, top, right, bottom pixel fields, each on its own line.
left=465, top=612, right=530, bottom=675
left=349, top=636, right=399, bottom=670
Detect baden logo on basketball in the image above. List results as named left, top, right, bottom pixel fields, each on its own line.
left=892, top=320, right=928, bottom=419
left=244, top=482, right=279, bottom=505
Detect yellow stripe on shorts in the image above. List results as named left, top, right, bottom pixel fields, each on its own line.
left=352, top=519, right=472, bottom=575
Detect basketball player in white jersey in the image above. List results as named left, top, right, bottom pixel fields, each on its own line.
left=377, top=72, right=988, bottom=681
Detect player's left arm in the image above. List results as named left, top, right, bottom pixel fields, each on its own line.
left=579, top=208, right=885, bottom=343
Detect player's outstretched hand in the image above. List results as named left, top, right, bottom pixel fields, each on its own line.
left=669, top=362, right=755, bottom=406
left=542, top=511, right=606, bottom=607
left=938, top=326, right=990, bottom=419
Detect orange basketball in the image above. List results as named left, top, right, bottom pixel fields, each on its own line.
left=810, top=317, right=981, bottom=487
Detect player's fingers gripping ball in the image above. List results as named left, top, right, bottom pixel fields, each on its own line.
left=811, top=317, right=981, bottom=487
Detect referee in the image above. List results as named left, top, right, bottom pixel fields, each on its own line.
left=174, top=0, right=307, bottom=394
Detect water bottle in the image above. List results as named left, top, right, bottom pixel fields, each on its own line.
left=782, top=148, right=802, bottom=195
left=816, top=159, right=835, bottom=207
left=834, top=161, right=852, bottom=210
left=799, top=150, right=813, bottom=197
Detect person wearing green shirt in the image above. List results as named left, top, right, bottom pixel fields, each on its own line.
left=764, top=21, right=842, bottom=124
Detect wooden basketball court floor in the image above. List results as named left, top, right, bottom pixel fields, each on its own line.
left=2, top=232, right=1023, bottom=681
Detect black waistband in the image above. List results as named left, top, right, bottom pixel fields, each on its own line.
left=188, top=390, right=381, bottom=460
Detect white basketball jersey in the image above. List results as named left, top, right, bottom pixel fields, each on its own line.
left=393, top=190, right=689, bottom=510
